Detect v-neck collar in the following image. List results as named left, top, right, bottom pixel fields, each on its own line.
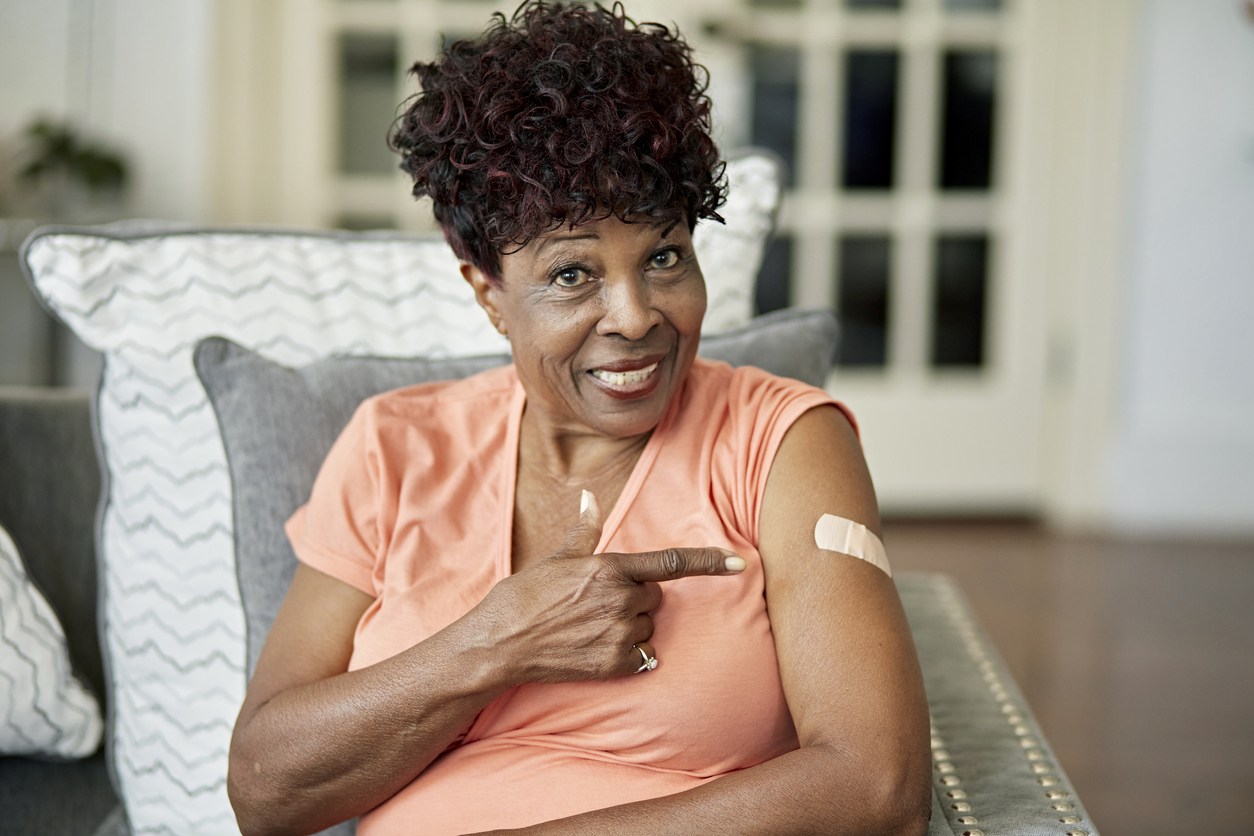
left=496, top=369, right=683, bottom=579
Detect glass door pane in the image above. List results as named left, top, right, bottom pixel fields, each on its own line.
left=755, top=235, right=794, bottom=315
left=842, top=50, right=900, bottom=189
left=938, top=50, right=998, bottom=190
left=931, top=234, right=989, bottom=367
left=836, top=235, right=892, bottom=367
left=749, top=45, right=801, bottom=187
left=338, top=33, right=400, bottom=176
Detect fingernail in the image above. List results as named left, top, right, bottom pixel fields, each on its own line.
left=580, top=489, right=591, bottom=515
left=724, top=556, right=746, bottom=573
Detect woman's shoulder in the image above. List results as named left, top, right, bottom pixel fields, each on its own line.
left=680, top=357, right=855, bottom=452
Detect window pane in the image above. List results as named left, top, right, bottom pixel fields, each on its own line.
left=931, top=235, right=988, bottom=367
left=938, top=50, right=997, bottom=190
left=842, top=50, right=899, bottom=189
left=755, top=235, right=793, bottom=315
left=836, top=236, right=891, bottom=367
left=944, top=0, right=1003, bottom=10
left=749, top=46, right=801, bottom=188
left=339, top=34, right=399, bottom=175
left=847, top=0, right=902, bottom=9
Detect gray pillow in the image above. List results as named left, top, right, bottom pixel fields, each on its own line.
left=700, top=307, right=837, bottom=387
left=193, top=306, right=837, bottom=680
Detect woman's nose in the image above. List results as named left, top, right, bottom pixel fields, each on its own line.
left=596, top=275, right=663, bottom=340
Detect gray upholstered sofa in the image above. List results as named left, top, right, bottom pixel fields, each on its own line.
left=4, top=156, right=1096, bottom=834
left=0, top=385, right=1098, bottom=836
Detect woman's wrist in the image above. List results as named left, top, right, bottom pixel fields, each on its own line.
left=417, top=597, right=531, bottom=697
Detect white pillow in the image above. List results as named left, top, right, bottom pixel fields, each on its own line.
left=19, top=151, right=780, bottom=835
left=694, top=151, right=782, bottom=332
left=0, top=524, right=103, bottom=759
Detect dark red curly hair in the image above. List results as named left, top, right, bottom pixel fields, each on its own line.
left=389, top=0, right=727, bottom=281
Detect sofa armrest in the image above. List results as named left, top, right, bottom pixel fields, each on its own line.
left=898, top=572, right=1099, bottom=836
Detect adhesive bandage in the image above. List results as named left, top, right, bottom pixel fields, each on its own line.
left=813, top=514, right=892, bottom=578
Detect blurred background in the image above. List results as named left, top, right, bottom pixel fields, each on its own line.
left=1, top=0, right=1251, bottom=833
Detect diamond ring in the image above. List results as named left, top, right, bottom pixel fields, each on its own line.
left=633, top=644, right=658, bottom=673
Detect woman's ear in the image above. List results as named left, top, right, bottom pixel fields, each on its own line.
left=460, top=262, right=508, bottom=336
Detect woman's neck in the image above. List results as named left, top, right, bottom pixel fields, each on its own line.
left=511, top=406, right=653, bottom=573
left=516, top=404, right=652, bottom=487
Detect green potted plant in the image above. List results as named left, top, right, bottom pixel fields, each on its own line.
left=14, top=118, right=129, bottom=223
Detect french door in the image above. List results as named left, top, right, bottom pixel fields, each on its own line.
left=215, top=0, right=1136, bottom=518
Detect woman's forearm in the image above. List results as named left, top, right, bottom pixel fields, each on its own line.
left=483, top=742, right=931, bottom=836
left=229, top=615, right=511, bottom=836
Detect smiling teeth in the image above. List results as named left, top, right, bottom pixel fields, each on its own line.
left=591, top=363, right=658, bottom=387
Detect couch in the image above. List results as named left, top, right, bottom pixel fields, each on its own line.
left=2, top=152, right=1098, bottom=836
left=0, top=385, right=1100, bottom=836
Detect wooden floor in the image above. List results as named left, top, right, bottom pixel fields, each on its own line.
left=883, top=521, right=1254, bottom=836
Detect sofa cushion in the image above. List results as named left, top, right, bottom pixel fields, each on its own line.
left=0, top=751, right=120, bottom=835
left=18, top=151, right=783, bottom=835
left=0, top=522, right=103, bottom=758
left=0, top=388, right=105, bottom=704
left=195, top=345, right=509, bottom=680
left=193, top=307, right=837, bottom=679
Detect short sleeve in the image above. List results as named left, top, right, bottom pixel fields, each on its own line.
left=722, top=367, right=855, bottom=546
left=284, top=402, right=383, bottom=596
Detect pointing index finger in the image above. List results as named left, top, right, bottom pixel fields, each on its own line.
left=613, top=548, right=747, bottom=583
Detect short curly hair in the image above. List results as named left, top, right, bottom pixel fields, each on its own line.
left=389, top=0, right=727, bottom=281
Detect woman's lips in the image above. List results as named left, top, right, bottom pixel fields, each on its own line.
left=586, top=356, right=665, bottom=400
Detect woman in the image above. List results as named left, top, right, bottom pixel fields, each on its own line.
left=227, top=3, right=931, bottom=835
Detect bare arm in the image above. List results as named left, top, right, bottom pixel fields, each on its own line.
left=228, top=508, right=746, bottom=836
left=227, top=563, right=510, bottom=836
left=475, top=405, right=932, bottom=836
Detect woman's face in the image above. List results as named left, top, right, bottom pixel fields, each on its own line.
left=463, top=214, right=706, bottom=440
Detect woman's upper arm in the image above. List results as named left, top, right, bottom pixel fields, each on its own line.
left=235, top=563, right=375, bottom=727
left=758, top=405, right=930, bottom=796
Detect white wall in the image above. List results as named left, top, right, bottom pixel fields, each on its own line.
left=1109, top=0, right=1254, bottom=534
left=0, top=0, right=213, bottom=222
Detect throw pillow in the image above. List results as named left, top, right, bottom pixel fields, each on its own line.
left=0, top=524, right=104, bottom=759
left=18, top=151, right=784, bottom=836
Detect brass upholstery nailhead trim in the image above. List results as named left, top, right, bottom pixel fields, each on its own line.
left=933, top=577, right=1092, bottom=836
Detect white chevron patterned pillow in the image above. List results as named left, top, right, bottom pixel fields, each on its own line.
left=0, top=524, right=104, bottom=759
left=19, top=151, right=780, bottom=835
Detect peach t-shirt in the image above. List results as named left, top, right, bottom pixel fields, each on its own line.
left=285, top=358, right=846, bottom=835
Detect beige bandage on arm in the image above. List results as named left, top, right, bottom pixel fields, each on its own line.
left=814, top=514, right=892, bottom=578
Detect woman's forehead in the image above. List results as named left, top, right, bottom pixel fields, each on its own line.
left=532, top=215, right=683, bottom=249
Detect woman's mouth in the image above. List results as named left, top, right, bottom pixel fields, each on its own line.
left=586, top=357, right=665, bottom=400
left=590, top=363, right=659, bottom=387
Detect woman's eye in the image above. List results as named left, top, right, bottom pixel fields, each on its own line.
left=553, top=267, right=589, bottom=287
left=651, top=249, right=680, bottom=269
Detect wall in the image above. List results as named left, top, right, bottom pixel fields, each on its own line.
left=4, top=0, right=1253, bottom=533
left=0, top=0, right=213, bottom=222
left=1109, top=0, right=1254, bottom=535
left=0, top=0, right=213, bottom=388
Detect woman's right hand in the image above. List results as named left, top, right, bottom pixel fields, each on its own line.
left=476, top=490, right=746, bottom=686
